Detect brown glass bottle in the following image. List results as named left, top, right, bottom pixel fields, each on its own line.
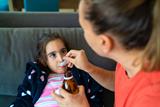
left=62, top=69, right=79, bottom=94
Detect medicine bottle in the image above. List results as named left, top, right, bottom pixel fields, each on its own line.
left=62, top=69, right=79, bottom=94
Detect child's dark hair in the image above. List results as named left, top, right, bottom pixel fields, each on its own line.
left=83, top=0, right=160, bottom=70
left=36, top=32, right=68, bottom=68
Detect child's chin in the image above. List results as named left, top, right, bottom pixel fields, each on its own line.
left=56, top=70, right=65, bottom=74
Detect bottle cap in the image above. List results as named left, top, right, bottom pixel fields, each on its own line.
left=64, top=76, right=73, bottom=80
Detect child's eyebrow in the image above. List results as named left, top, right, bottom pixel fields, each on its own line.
left=47, top=51, right=56, bottom=56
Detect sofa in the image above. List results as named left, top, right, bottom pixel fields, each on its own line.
left=0, top=12, right=116, bottom=107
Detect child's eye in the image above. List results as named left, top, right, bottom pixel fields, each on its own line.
left=61, top=48, right=67, bottom=54
left=49, top=52, right=56, bottom=58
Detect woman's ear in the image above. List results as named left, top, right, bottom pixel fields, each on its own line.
left=99, top=34, right=113, bottom=54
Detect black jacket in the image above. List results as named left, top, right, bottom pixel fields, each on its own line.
left=9, top=62, right=104, bottom=107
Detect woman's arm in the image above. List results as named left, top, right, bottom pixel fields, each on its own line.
left=64, top=50, right=115, bottom=91
left=86, top=63, right=115, bottom=91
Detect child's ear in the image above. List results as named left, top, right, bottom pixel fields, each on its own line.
left=99, top=34, right=113, bottom=54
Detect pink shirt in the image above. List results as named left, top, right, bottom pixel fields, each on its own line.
left=34, top=73, right=64, bottom=107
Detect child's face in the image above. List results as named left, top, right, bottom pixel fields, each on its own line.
left=46, top=39, right=68, bottom=74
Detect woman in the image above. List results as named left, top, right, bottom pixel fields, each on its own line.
left=52, top=0, right=160, bottom=107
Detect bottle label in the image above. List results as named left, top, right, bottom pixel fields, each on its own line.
left=64, top=76, right=73, bottom=80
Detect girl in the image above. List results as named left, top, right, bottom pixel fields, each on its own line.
left=52, top=0, right=160, bottom=107
left=9, top=33, right=105, bottom=107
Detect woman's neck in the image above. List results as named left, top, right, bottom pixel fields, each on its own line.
left=113, top=49, right=143, bottom=78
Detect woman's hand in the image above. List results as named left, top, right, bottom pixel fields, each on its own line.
left=51, top=85, right=90, bottom=107
left=64, top=50, right=92, bottom=72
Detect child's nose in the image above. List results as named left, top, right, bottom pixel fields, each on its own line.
left=57, top=54, right=63, bottom=62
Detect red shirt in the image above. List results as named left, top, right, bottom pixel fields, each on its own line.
left=115, top=64, right=160, bottom=107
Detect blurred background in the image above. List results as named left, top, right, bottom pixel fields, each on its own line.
left=0, top=0, right=79, bottom=12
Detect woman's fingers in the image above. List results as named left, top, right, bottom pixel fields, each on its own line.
left=51, top=90, right=64, bottom=103
left=51, top=86, right=89, bottom=107
left=64, top=49, right=90, bottom=71
left=65, top=50, right=81, bottom=57
left=78, top=85, right=85, bottom=94
left=64, top=56, right=75, bottom=64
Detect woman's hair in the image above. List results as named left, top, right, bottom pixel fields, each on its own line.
left=83, top=0, right=160, bottom=70
left=143, top=0, right=160, bottom=70
left=36, top=33, right=68, bottom=68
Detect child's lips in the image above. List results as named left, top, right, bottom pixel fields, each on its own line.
left=59, top=66, right=65, bottom=68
